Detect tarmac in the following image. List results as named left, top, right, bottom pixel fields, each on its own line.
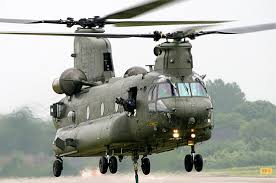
left=1, top=174, right=276, bottom=183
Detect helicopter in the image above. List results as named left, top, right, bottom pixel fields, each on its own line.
left=0, top=0, right=275, bottom=182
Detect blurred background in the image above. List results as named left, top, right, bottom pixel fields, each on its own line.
left=0, top=79, right=276, bottom=177
left=0, top=0, right=275, bottom=177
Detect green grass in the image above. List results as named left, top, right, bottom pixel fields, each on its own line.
left=206, top=166, right=276, bottom=177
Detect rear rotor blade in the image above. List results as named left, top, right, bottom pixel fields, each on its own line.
left=0, top=18, right=74, bottom=26
left=108, top=20, right=229, bottom=27
left=0, top=18, right=39, bottom=24
left=103, top=0, right=184, bottom=19
left=193, top=23, right=276, bottom=38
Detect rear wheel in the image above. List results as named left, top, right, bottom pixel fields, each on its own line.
left=109, top=156, right=118, bottom=174
left=53, top=159, right=63, bottom=177
left=141, top=157, right=150, bottom=175
left=99, top=156, right=108, bottom=174
left=184, top=154, right=193, bottom=172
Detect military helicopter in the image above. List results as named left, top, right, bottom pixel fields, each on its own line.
left=0, top=0, right=276, bottom=182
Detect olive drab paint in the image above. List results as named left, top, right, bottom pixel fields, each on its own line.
left=0, top=0, right=275, bottom=180
left=50, top=33, right=214, bottom=157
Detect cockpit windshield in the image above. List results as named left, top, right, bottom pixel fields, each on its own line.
left=190, top=83, right=207, bottom=96
left=177, top=82, right=207, bottom=97
left=177, top=83, right=191, bottom=96
left=149, top=81, right=207, bottom=102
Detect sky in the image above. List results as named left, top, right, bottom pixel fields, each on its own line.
left=0, top=0, right=276, bottom=118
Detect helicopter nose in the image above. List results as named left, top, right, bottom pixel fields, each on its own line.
left=162, top=97, right=212, bottom=125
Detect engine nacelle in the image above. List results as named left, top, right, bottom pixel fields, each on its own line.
left=124, top=66, right=147, bottom=78
left=52, top=68, right=88, bottom=96
left=52, top=78, right=63, bottom=94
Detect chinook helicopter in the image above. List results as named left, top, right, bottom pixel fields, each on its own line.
left=0, top=0, right=276, bottom=182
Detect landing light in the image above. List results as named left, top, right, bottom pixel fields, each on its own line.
left=173, top=129, right=179, bottom=133
left=173, top=129, right=180, bottom=138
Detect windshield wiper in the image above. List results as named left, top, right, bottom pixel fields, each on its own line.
left=166, top=79, right=177, bottom=96
left=195, top=78, right=207, bottom=91
left=183, top=83, right=189, bottom=94
left=166, top=79, right=176, bottom=89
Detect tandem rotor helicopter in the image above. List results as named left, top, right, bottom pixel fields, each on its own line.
left=0, top=0, right=276, bottom=182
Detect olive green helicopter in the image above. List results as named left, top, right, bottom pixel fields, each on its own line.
left=0, top=0, right=276, bottom=182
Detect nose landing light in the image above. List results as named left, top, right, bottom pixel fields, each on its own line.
left=173, top=129, right=180, bottom=138
left=190, top=128, right=196, bottom=139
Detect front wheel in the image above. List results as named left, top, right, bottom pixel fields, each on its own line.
left=194, top=154, right=203, bottom=172
left=184, top=154, right=193, bottom=172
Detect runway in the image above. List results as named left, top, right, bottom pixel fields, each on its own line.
left=1, top=174, right=276, bottom=183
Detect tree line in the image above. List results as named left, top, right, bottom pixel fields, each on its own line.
left=0, top=79, right=275, bottom=176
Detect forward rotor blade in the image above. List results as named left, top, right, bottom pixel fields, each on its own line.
left=103, top=0, right=184, bottom=19
left=0, top=31, right=156, bottom=39
left=108, top=20, right=229, bottom=27
left=216, top=22, right=276, bottom=34
left=172, top=25, right=216, bottom=38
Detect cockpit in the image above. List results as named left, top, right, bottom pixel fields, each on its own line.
left=177, top=83, right=207, bottom=97
left=148, top=81, right=208, bottom=101
left=147, top=80, right=209, bottom=113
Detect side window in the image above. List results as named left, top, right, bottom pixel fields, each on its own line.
left=152, top=86, right=157, bottom=101
left=148, top=87, right=153, bottom=101
left=148, top=85, right=157, bottom=112
left=158, top=83, right=172, bottom=98
left=148, top=85, right=157, bottom=102
left=190, top=83, right=207, bottom=96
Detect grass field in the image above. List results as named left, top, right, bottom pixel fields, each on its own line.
left=206, top=166, right=276, bottom=177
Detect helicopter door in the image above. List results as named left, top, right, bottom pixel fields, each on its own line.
left=128, top=87, right=137, bottom=116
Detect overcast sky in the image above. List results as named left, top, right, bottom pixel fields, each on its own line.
left=0, top=0, right=276, bottom=118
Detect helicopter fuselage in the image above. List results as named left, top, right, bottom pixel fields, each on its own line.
left=52, top=71, right=213, bottom=157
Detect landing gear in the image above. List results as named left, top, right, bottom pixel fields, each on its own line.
left=118, top=155, right=124, bottom=162
left=53, top=157, right=63, bottom=177
left=132, top=152, right=139, bottom=183
left=194, top=154, right=203, bottom=172
left=141, top=157, right=150, bottom=175
left=184, top=145, right=203, bottom=172
left=109, top=156, right=118, bottom=174
left=184, top=154, right=193, bottom=172
left=99, top=156, right=108, bottom=174
left=99, top=156, right=118, bottom=174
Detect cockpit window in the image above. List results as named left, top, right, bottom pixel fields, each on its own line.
left=177, top=83, right=191, bottom=97
left=148, top=85, right=157, bottom=101
left=177, top=82, right=207, bottom=97
left=190, top=83, right=207, bottom=96
left=158, top=83, right=175, bottom=99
